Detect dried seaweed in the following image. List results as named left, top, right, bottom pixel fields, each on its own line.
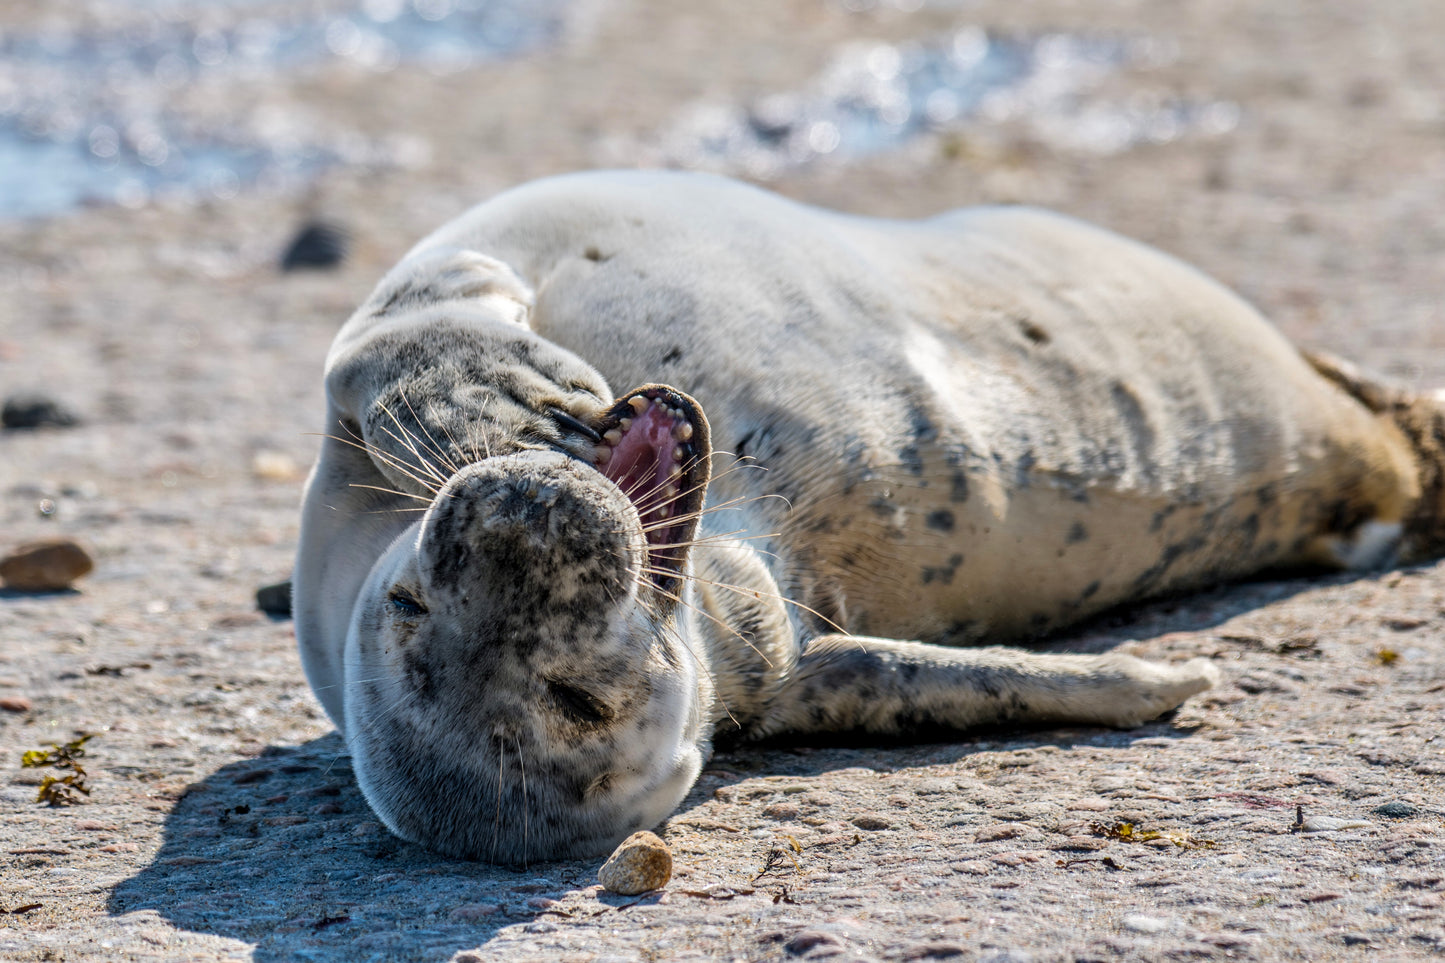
left=1090, top=821, right=1215, bottom=850
left=752, top=835, right=803, bottom=880
left=21, top=734, right=94, bottom=805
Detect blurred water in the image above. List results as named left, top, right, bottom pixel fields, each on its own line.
left=0, top=0, right=573, bottom=219
left=626, top=29, right=1240, bottom=178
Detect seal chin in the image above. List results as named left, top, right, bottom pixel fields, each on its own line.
left=338, top=384, right=714, bottom=862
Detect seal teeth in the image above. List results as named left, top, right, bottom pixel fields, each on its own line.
left=671, top=445, right=687, bottom=463
left=673, top=422, right=693, bottom=442
left=628, top=396, right=649, bottom=415
left=593, top=444, right=612, bottom=466
left=619, top=417, right=633, bottom=431
left=603, top=428, right=623, bottom=445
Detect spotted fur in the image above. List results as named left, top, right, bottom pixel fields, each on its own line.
left=295, top=171, right=1445, bottom=863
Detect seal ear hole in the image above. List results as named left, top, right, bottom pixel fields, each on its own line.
left=388, top=589, right=427, bottom=618
left=547, top=680, right=612, bottom=726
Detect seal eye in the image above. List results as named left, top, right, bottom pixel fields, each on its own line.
left=547, top=680, right=611, bottom=726
left=388, top=590, right=426, bottom=617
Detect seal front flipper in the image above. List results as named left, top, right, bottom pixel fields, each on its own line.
left=750, top=635, right=1221, bottom=740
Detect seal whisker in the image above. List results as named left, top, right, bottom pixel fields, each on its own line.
left=515, top=733, right=529, bottom=869
left=397, top=390, right=465, bottom=478
left=372, top=399, right=455, bottom=489
left=347, top=483, right=434, bottom=504
left=636, top=575, right=775, bottom=668
left=490, top=733, right=506, bottom=862
left=643, top=564, right=848, bottom=637
left=639, top=596, right=740, bottom=729
left=316, top=426, right=446, bottom=496
left=374, top=418, right=450, bottom=489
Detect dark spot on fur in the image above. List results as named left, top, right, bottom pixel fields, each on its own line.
left=583, top=246, right=606, bottom=262
left=898, top=446, right=925, bottom=476
left=806, top=515, right=836, bottom=534
left=907, top=404, right=938, bottom=444
left=868, top=496, right=897, bottom=517
left=920, top=553, right=964, bottom=586
left=950, top=471, right=970, bottom=503
left=1079, top=580, right=1101, bottom=601
left=403, top=650, right=435, bottom=701
left=1111, top=380, right=1157, bottom=480
left=1149, top=504, right=1178, bottom=533
left=1014, top=449, right=1037, bottom=488
left=660, top=346, right=684, bottom=365
left=926, top=509, right=955, bottom=533
left=1066, top=521, right=1089, bottom=544
left=1018, top=319, right=1051, bottom=345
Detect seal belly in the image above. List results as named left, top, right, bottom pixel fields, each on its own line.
left=759, top=208, right=1420, bottom=644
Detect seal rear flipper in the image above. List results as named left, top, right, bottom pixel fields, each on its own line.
left=1303, top=349, right=1445, bottom=562
left=749, top=634, right=1220, bottom=740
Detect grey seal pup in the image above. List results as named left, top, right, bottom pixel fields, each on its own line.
left=294, top=170, right=1445, bottom=862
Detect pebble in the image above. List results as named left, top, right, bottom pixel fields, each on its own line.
left=0, top=696, right=32, bottom=712
left=1300, top=815, right=1374, bottom=833
left=597, top=830, right=672, bottom=895
left=256, top=580, right=293, bottom=617
left=0, top=537, right=94, bottom=590
left=280, top=220, right=350, bottom=271
left=975, top=824, right=1024, bottom=842
left=448, top=903, right=500, bottom=921
left=2, top=394, right=79, bottom=429
left=1374, top=801, right=1420, bottom=818
left=1120, top=914, right=1170, bottom=934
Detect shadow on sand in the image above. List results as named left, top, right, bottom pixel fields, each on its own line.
left=106, top=571, right=1349, bottom=960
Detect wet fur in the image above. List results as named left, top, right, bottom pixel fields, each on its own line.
left=295, top=171, right=1444, bottom=862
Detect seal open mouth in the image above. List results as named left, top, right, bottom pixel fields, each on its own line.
left=589, top=384, right=711, bottom=592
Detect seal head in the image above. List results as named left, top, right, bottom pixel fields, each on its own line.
left=343, top=386, right=713, bottom=863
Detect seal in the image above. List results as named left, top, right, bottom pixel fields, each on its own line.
left=294, top=170, right=1445, bottom=863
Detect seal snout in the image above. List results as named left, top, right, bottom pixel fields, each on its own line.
left=420, top=451, right=646, bottom=615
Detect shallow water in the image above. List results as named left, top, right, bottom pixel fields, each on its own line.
left=632, top=29, right=1239, bottom=177
left=0, top=5, right=1239, bottom=220
left=0, top=0, right=573, bottom=219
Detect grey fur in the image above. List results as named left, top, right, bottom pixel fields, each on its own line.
left=295, top=171, right=1443, bottom=863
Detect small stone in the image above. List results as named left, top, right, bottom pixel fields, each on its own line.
left=280, top=220, right=349, bottom=271
left=975, top=824, right=1024, bottom=842
left=0, top=538, right=94, bottom=590
left=251, top=450, right=300, bottom=482
left=2, top=394, right=79, bottom=429
left=1121, top=914, right=1170, bottom=934
left=1375, top=801, right=1420, bottom=818
left=598, top=830, right=672, bottom=895
left=0, top=696, right=32, bottom=712
left=448, top=903, right=500, bottom=921
left=256, top=580, right=293, bottom=617
left=786, top=929, right=846, bottom=954
left=1300, top=815, right=1373, bottom=833
left=851, top=815, right=892, bottom=831
left=950, top=860, right=992, bottom=875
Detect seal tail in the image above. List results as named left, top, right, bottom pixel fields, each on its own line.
left=1304, top=349, right=1445, bottom=562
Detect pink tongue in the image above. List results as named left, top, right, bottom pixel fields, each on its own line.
left=604, top=404, right=675, bottom=512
